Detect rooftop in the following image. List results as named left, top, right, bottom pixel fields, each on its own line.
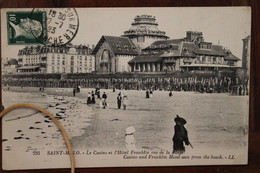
left=91, top=36, right=139, bottom=56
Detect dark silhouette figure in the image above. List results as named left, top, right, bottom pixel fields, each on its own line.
left=239, top=85, right=242, bottom=96
left=146, top=90, right=150, bottom=98
left=117, top=92, right=122, bottom=109
left=87, top=92, right=92, bottom=104
left=91, top=91, right=96, bottom=104
left=73, top=88, right=76, bottom=97
left=169, top=90, right=173, bottom=97
left=102, top=92, right=107, bottom=100
left=172, top=115, right=190, bottom=154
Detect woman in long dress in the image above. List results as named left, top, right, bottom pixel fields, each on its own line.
left=91, top=91, right=96, bottom=104
left=172, top=115, right=190, bottom=154
left=122, top=94, right=128, bottom=110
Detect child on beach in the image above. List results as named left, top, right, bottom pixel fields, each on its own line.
left=125, top=126, right=136, bottom=150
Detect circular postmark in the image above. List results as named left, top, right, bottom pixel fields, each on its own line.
left=30, top=8, right=79, bottom=46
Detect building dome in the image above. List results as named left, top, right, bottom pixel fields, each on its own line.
left=122, top=15, right=168, bottom=39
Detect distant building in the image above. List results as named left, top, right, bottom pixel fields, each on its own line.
left=129, top=31, right=240, bottom=72
left=91, top=36, right=138, bottom=73
left=2, top=58, right=18, bottom=74
left=122, top=14, right=169, bottom=51
left=17, top=44, right=95, bottom=73
left=242, top=35, right=250, bottom=75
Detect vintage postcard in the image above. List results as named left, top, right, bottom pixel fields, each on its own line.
left=1, top=7, right=250, bottom=170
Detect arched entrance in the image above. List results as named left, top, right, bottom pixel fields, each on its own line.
left=100, top=49, right=113, bottom=73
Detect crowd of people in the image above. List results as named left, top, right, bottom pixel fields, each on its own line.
left=2, top=76, right=249, bottom=95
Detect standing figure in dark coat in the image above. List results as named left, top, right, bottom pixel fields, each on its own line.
left=102, top=92, right=107, bottom=100
left=91, top=91, right=96, bottom=104
left=146, top=90, right=150, bottom=98
left=97, top=89, right=100, bottom=99
left=117, top=92, right=122, bottom=109
left=87, top=92, right=92, bottom=104
left=172, top=115, right=190, bottom=154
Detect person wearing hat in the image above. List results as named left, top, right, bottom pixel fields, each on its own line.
left=117, top=92, right=122, bottom=109
left=125, top=126, right=136, bottom=150
left=172, top=115, right=190, bottom=154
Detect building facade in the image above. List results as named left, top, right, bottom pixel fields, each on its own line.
left=129, top=31, right=240, bottom=72
left=2, top=58, right=18, bottom=74
left=17, top=44, right=95, bottom=73
left=91, top=36, right=138, bottom=73
left=93, top=15, right=240, bottom=74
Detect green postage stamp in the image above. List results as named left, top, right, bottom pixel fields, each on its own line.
left=7, top=11, right=47, bottom=44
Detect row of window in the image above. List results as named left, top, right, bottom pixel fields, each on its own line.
left=51, top=66, right=92, bottom=73
left=51, top=55, right=93, bottom=61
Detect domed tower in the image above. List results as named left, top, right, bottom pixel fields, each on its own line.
left=122, top=15, right=169, bottom=51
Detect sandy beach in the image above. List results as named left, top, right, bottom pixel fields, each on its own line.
left=2, top=86, right=249, bottom=169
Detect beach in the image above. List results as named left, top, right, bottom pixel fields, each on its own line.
left=2, top=86, right=249, bottom=169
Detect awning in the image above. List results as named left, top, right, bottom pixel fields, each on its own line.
left=180, top=64, right=230, bottom=68
left=128, top=54, right=162, bottom=64
left=17, top=66, right=40, bottom=70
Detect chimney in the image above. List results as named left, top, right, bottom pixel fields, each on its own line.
left=87, top=44, right=90, bottom=54
left=186, top=31, right=203, bottom=42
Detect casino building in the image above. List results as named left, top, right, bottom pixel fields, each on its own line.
left=93, top=14, right=240, bottom=74
left=92, top=15, right=169, bottom=73
left=17, top=44, right=95, bottom=73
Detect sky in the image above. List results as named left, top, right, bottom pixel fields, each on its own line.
left=1, top=7, right=251, bottom=64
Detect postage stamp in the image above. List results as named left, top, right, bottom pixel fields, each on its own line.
left=32, top=8, right=79, bottom=46
left=7, top=11, right=47, bottom=45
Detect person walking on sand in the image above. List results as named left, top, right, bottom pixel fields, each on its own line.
left=87, top=92, right=92, bottom=104
left=125, top=126, right=136, bottom=150
left=117, top=92, right=122, bottom=109
left=146, top=90, right=150, bottom=99
left=97, top=89, right=101, bottom=99
left=172, top=115, right=191, bottom=154
left=122, top=93, right=128, bottom=110
left=102, top=92, right=108, bottom=107
left=102, top=92, right=107, bottom=100
left=91, top=91, right=96, bottom=104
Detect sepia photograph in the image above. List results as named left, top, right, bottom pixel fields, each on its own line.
left=1, top=7, right=251, bottom=170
